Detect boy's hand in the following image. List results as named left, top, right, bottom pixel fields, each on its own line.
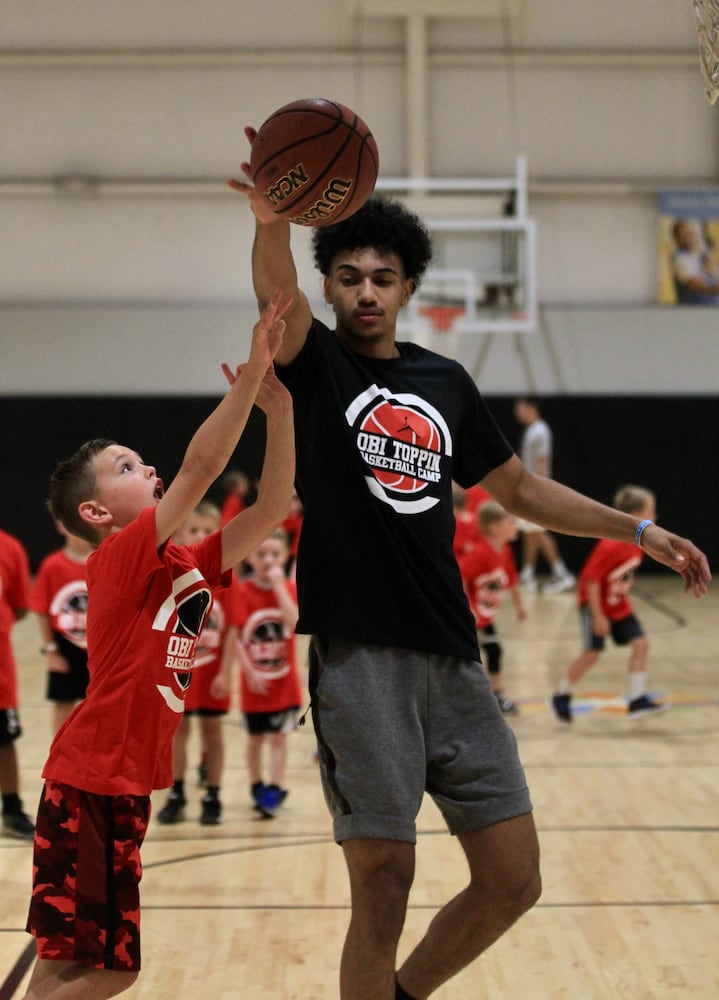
left=209, top=673, right=230, bottom=700
left=221, top=290, right=293, bottom=386
left=591, top=611, right=610, bottom=637
left=47, top=651, right=70, bottom=675
left=254, top=365, right=292, bottom=416
left=227, top=126, right=280, bottom=225
left=266, top=563, right=287, bottom=588
left=246, top=666, right=270, bottom=696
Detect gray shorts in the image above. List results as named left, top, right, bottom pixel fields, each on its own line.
left=309, top=636, right=532, bottom=844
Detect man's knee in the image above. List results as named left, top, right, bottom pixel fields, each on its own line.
left=343, top=839, right=415, bottom=926
left=462, top=814, right=542, bottom=918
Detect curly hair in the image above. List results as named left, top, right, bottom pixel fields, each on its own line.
left=47, top=438, right=116, bottom=544
left=311, top=195, right=433, bottom=288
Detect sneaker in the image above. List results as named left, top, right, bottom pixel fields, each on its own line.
left=495, top=692, right=519, bottom=715
left=542, top=572, right=576, bottom=595
left=257, top=785, right=288, bottom=819
left=197, top=760, right=208, bottom=788
left=551, top=692, right=572, bottom=723
left=251, top=781, right=266, bottom=812
left=628, top=695, right=670, bottom=719
left=519, top=573, right=537, bottom=593
left=200, top=794, right=222, bottom=825
left=2, top=809, right=35, bottom=840
left=156, top=791, right=186, bottom=825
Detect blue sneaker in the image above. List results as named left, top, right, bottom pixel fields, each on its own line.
left=257, top=785, right=288, bottom=819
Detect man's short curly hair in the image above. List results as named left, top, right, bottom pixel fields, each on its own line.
left=311, top=195, right=433, bottom=288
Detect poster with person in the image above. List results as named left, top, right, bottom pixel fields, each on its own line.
left=658, top=189, right=719, bottom=305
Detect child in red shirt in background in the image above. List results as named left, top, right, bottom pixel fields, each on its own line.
left=22, top=294, right=295, bottom=1000
left=219, top=468, right=253, bottom=526
left=156, top=500, right=243, bottom=826
left=0, top=525, right=33, bottom=838
left=458, top=500, right=527, bottom=715
left=451, top=484, right=482, bottom=560
left=281, top=491, right=304, bottom=581
left=237, top=527, right=302, bottom=818
left=30, top=521, right=93, bottom=735
left=551, top=485, right=666, bottom=723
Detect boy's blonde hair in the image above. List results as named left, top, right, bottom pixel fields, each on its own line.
left=194, top=499, right=221, bottom=522
left=613, top=484, right=655, bottom=515
left=478, top=499, right=509, bottom=535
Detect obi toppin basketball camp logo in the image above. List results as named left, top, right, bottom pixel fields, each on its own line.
left=152, top=569, right=212, bottom=713
left=345, top=385, right=452, bottom=514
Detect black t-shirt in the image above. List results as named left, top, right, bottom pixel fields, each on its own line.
left=277, top=318, right=513, bottom=659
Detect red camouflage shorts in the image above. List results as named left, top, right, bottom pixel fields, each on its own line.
left=27, top=780, right=150, bottom=971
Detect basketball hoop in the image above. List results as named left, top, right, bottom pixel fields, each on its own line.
left=419, top=304, right=466, bottom=333
left=692, top=0, right=719, bottom=104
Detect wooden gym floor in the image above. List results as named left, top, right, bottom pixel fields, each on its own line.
left=1, top=576, right=717, bottom=999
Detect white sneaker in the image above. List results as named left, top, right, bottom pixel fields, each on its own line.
left=519, top=572, right=537, bottom=592
left=542, top=572, right=576, bottom=595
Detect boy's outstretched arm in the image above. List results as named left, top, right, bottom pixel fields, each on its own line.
left=154, top=292, right=292, bottom=547
left=218, top=362, right=295, bottom=571
left=228, top=127, right=313, bottom=366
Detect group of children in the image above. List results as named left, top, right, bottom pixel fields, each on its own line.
left=155, top=502, right=303, bottom=825
left=2, top=470, right=667, bottom=855
left=29, top=500, right=303, bottom=831
left=0, top=297, right=670, bottom=999
left=453, top=480, right=667, bottom=722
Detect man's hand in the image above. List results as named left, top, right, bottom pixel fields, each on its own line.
left=227, top=126, right=279, bottom=225
left=640, top=524, right=711, bottom=598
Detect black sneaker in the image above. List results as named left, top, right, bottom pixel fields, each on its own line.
left=551, top=692, right=572, bottom=723
left=157, top=791, right=186, bottom=824
left=494, top=692, right=519, bottom=716
left=628, top=695, right=670, bottom=719
left=200, top=794, right=222, bottom=825
left=2, top=809, right=35, bottom=840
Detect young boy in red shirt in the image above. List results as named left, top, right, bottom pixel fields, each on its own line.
left=237, top=527, right=302, bottom=818
left=551, top=485, right=665, bottom=722
left=458, top=500, right=527, bottom=715
left=0, top=525, right=33, bottom=838
left=30, top=521, right=93, bottom=734
left=22, top=293, right=295, bottom=1000
left=157, top=500, right=243, bottom=826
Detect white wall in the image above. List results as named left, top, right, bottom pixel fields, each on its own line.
left=1, top=0, right=717, bottom=394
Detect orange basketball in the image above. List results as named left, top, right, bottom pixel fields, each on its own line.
left=249, top=98, right=379, bottom=227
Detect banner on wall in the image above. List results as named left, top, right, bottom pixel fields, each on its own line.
left=658, top=189, right=719, bottom=305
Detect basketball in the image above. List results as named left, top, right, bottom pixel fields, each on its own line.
left=249, top=98, right=379, bottom=227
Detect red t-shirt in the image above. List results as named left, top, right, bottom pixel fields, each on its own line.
left=220, top=493, right=245, bottom=527
left=464, top=484, right=492, bottom=513
left=452, top=511, right=481, bottom=559
left=43, top=507, right=229, bottom=796
left=458, top=536, right=519, bottom=629
left=578, top=540, right=642, bottom=621
left=0, top=529, right=31, bottom=708
left=30, top=548, right=89, bottom=650
left=282, top=510, right=303, bottom=559
left=237, top=578, right=303, bottom=714
left=185, top=574, right=243, bottom=713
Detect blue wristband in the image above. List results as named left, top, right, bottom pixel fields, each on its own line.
left=634, top=519, right=653, bottom=547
